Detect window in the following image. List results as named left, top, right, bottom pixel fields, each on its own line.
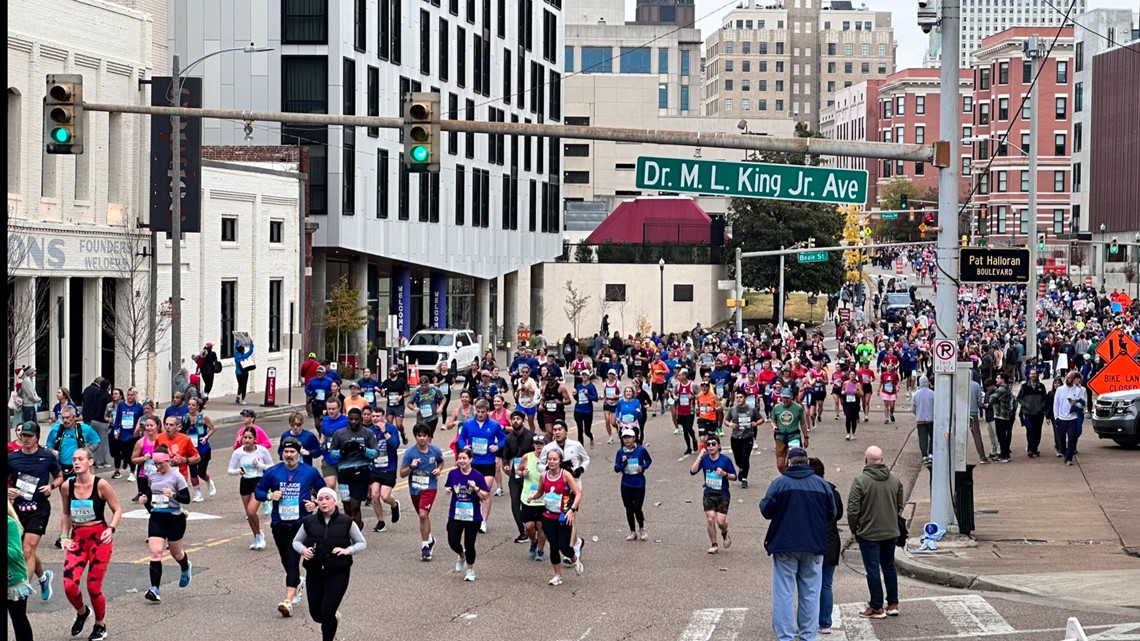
left=915, top=125, right=925, bottom=144
left=342, top=126, right=355, bottom=215
left=1021, top=133, right=1031, bottom=157
left=724, top=99, right=733, bottom=112
left=776, top=42, right=784, bottom=55
left=1055, top=96, right=1066, bottom=120
left=883, top=100, right=892, bottom=118
left=862, top=44, right=870, bottom=56
left=828, top=43, right=836, bottom=55
left=978, top=102, right=990, bottom=125
left=1074, top=122, right=1082, bottom=153
left=221, top=217, right=237, bottom=242
left=962, top=156, right=971, bottom=175
left=915, top=162, right=925, bottom=175
left=283, top=0, right=328, bottom=44
left=979, top=68, right=990, bottom=90
left=1054, top=134, right=1066, bottom=156
left=776, top=61, right=784, bottom=73
left=742, top=61, right=750, bottom=73
left=725, top=79, right=734, bottom=91
left=377, top=150, right=389, bottom=218
left=390, top=0, right=402, bottom=63
left=220, top=281, right=236, bottom=358
left=963, top=96, right=973, bottom=112
left=503, top=53, right=511, bottom=103
left=997, top=171, right=1007, bottom=192
left=1075, top=42, right=1084, bottom=72
left=1020, top=170, right=1029, bottom=192
left=725, top=60, right=734, bottom=73
left=978, top=173, right=989, bottom=195
left=844, top=62, right=852, bottom=74
left=465, top=99, right=475, bottom=158
left=860, top=62, right=869, bottom=73
left=1053, top=209, right=1064, bottom=235
left=998, top=97, right=1008, bottom=121
left=1023, top=60, right=1032, bottom=84
left=741, top=99, right=750, bottom=111
left=398, top=151, right=409, bottom=220
left=420, top=10, right=431, bottom=74
left=268, top=280, right=282, bottom=353
left=454, top=165, right=465, bottom=225
left=681, top=50, right=690, bottom=76
left=1075, top=82, right=1083, bottom=112
left=724, top=41, right=734, bottom=54
left=844, top=43, right=853, bottom=56
left=680, top=85, right=689, bottom=111
left=564, top=144, right=589, bottom=157
left=1056, top=60, right=1068, bottom=84
left=658, top=48, right=668, bottom=73
left=269, top=220, right=283, bottom=243
left=563, top=171, right=589, bottom=184
left=741, top=79, right=750, bottom=92
left=658, top=84, right=668, bottom=109
left=758, top=43, right=768, bottom=55
left=1022, top=100, right=1031, bottom=120
left=775, top=81, right=784, bottom=92
left=879, top=43, right=887, bottom=57
left=581, top=47, right=612, bottom=73
left=998, top=61, right=1009, bottom=84
left=565, top=46, right=574, bottom=72
left=1020, top=209, right=1029, bottom=235
left=366, top=67, right=379, bottom=137
left=466, top=0, right=475, bottom=22
left=995, top=205, right=1006, bottom=233
left=915, top=95, right=925, bottom=115
left=759, top=99, right=767, bottom=111
left=354, top=0, right=367, bottom=50
left=673, top=284, right=694, bottom=302
left=1054, top=171, right=1065, bottom=192
left=473, top=34, right=484, bottom=93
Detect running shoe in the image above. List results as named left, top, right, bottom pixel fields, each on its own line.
left=192, top=490, right=204, bottom=503
left=208, top=479, right=217, bottom=496
left=428, top=535, right=436, bottom=556
left=573, top=558, right=585, bottom=575
left=607, top=437, right=615, bottom=445
left=534, top=551, right=545, bottom=562
left=707, top=544, right=719, bottom=554
left=145, top=587, right=161, bottom=602
left=111, top=470, right=122, bottom=480
left=88, top=623, right=108, bottom=641
left=548, top=575, right=563, bottom=586
left=819, top=626, right=832, bottom=635
left=513, top=533, right=529, bottom=544
left=391, top=500, right=401, bottom=524
left=464, top=568, right=477, bottom=582
left=573, top=537, right=584, bottom=561
left=455, top=556, right=466, bottom=573
left=722, top=531, right=732, bottom=549
left=55, top=537, right=62, bottom=549
left=479, top=521, right=488, bottom=534
left=528, top=543, right=537, bottom=559
left=673, top=428, right=679, bottom=435
left=250, top=535, right=259, bottom=550
left=71, top=606, right=91, bottom=636
left=886, top=603, right=900, bottom=616
left=859, top=607, right=886, bottom=619
left=639, top=529, right=648, bottom=541
left=364, top=497, right=372, bottom=507
left=740, top=479, right=749, bottom=489
left=292, top=580, right=305, bottom=605
left=373, top=521, right=387, bottom=533
left=278, top=601, right=293, bottom=617
left=128, top=472, right=136, bottom=482
left=494, top=487, right=503, bottom=497
left=39, top=569, right=53, bottom=601
left=179, top=561, right=193, bottom=588
left=626, top=532, right=639, bottom=541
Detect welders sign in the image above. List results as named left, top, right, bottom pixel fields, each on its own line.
left=959, top=248, right=1031, bottom=284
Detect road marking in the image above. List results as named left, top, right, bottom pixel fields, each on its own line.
left=931, top=594, right=1016, bottom=636
left=679, top=608, right=748, bottom=641
left=835, top=603, right=881, bottom=641
left=891, top=623, right=1137, bottom=641
left=1090, top=623, right=1140, bottom=640
left=129, top=535, right=241, bottom=563
left=122, top=508, right=221, bottom=520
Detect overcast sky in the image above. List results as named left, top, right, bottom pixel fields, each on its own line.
left=621, top=0, right=1139, bottom=68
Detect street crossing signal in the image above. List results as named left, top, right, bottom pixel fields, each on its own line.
left=1037, top=233, right=1046, bottom=251
left=403, top=92, right=440, bottom=173
left=44, top=74, right=84, bottom=154
left=807, top=237, right=816, bottom=248
left=1110, top=237, right=1120, bottom=254
left=900, top=194, right=909, bottom=210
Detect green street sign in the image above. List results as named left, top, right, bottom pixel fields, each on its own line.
left=797, top=251, right=829, bottom=263
left=882, top=212, right=899, bottom=220
left=635, top=156, right=868, bottom=206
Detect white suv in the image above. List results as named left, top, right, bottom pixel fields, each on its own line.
left=399, top=329, right=481, bottom=376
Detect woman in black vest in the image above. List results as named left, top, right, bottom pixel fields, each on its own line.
left=293, top=488, right=366, bottom=641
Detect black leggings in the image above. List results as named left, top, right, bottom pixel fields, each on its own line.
left=620, top=485, right=645, bottom=531
left=574, top=412, right=594, bottom=443
left=541, top=517, right=575, bottom=566
left=844, top=401, right=861, bottom=435
left=678, top=414, right=696, bottom=452
left=730, top=436, right=753, bottom=482
left=272, top=524, right=303, bottom=588
left=446, top=520, right=480, bottom=566
left=236, top=371, right=250, bottom=400
left=306, top=569, right=351, bottom=641
left=190, top=449, right=212, bottom=481
left=636, top=412, right=647, bottom=444
left=112, top=438, right=135, bottom=471
left=7, top=597, right=32, bottom=641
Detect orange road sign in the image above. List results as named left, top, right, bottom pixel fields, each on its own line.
left=1088, top=355, right=1140, bottom=396
left=1095, top=328, right=1140, bottom=363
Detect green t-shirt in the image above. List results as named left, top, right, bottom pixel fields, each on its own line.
left=8, top=515, right=28, bottom=588
left=771, top=402, right=805, bottom=440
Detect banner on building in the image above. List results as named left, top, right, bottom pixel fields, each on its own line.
left=149, top=76, right=202, bottom=233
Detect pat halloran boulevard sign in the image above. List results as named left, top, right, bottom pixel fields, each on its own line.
left=959, top=248, right=1031, bottom=284
left=636, top=156, right=868, bottom=206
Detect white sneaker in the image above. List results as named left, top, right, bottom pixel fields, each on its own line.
left=548, top=575, right=563, bottom=586
left=250, top=535, right=258, bottom=550
left=479, top=521, right=488, bottom=534
left=455, top=556, right=466, bottom=573
left=607, top=437, right=615, bottom=444
left=277, top=601, right=293, bottom=617
left=845, top=434, right=852, bottom=441
left=573, top=537, right=584, bottom=560
left=673, top=428, right=680, bottom=435
left=292, top=580, right=305, bottom=605
left=493, top=488, right=503, bottom=497
left=128, top=472, right=136, bottom=482
left=463, top=568, right=476, bottom=582
left=192, top=491, right=204, bottom=503
left=573, top=558, right=585, bottom=575
left=208, top=479, right=217, bottom=496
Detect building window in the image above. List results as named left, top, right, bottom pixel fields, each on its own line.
left=844, top=62, right=852, bottom=74
left=269, top=220, right=283, bottom=243
left=776, top=99, right=784, bottom=112
left=997, top=171, right=1007, bottom=192
left=565, top=46, right=574, bottom=72
left=915, top=162, right=924, bottom=175
left=828, top=43, right=836, bottom=55
left=564, top=171, right=589, bottom=184
left=343, top=127, right=355, bottom=214
left=998, top=97, right=1008, bottom=121
left=1022, top=133, right=1031, bottom=157
left=1074, top=123, right=1082, bottom=153
left=220, top=281, right=236, bottom=358
left=978, top=173, right=989, bottom=195
left=998, top=61, right=1009, bottom=84
left=978, top=102, right=990, bottom=125
left=673, top=284, right=694, bottom=302
left=283, top=0, right=328, bottom=44
left=680, top=85, right=689, bottom=111
left=724, top=99, right=733, bottom=112
left=861, top=62, right=869, bottom=73
left=1020, top=209, right=1029, bottom=235
left=658, top=48, right=668, bottom=73
left=995, top=206, right=1007, bottom=234
left=724, top=41, right=734, bottom=54
left=1075, top=82, right=1082, bottom=112
left=268, top=280, right=282, bottom=353
left=620, top=47, right=651, bottom=73
left=1022, top=60, right=1032, bottom=84
left=221, top=217, right=237, bottom=242
left=354, top=0, right=366, bottom=50
left=1055, top=96, right=1066, bottom=120
left=581, top=47, right=613, bottom=73
left=979, top=68, right=990, bottom=90
left=915, top=95, right=925, bottom=115
left=605, top=284, right=626, bottom=302
left=1056, top=60, right=1068, bottom=84
left=1020, top=170, right=1029, bottom=192
left=420, top=9, right=432, bottom=74
left=963, top=96, right=972, bottom=112
left=1054, top=134, right=1066, bottom=156
left=1075, top=42, right=1084, bottom=72
left=457, top=28, right=467, bottom=86
left=658, top=84, right=667, bottom=109
left=861, top=43, right=870, bottom=56
left=844, top=43, right=853, bottom=56
left=758, top=43, right=768, bottom=55
left=681, top=50, right=690, bottom=76
left=1053, top=209, right=1064, bottom=235
left=725, top=60, right=734, bottom=73
left=915, top=125, right=924, bottom=144
left=377, top=150, right=389, bottom=218
left=879, top=43, right=887, bottom=57
left=1054, top=171, right=1065, bottom=192
left=398, top=151, right=409, bottom=220
left=741, top=99, right=750, bottom=111
left=454, top=165, right=466, bottom=225
left=366, top=67, right=379, bottom=137
left=390, top=0, right=402, bottom=63
left=759, top=99, right=767, bottom=111
left=725, top=79, right=734, bottom=91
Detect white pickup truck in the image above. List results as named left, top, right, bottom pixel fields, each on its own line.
left=398, top=329, right=481, bottom=376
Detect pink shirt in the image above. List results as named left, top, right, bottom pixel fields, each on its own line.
left=233, top=424, right=272, bottom=450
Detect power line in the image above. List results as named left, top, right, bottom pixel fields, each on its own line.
left=1040, top=0, right=1140, bottom=55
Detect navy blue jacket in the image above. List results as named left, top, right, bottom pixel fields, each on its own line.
left=759, top=465, right=836, bottom=556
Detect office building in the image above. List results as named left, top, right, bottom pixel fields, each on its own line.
left=819, top=79, right=883, bottom=202
left=924, top=0, right=1087, bottom=69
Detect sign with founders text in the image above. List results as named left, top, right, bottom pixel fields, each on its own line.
left=959, top=248, right=1031, bottom=284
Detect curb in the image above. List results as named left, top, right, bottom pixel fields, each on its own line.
left=211, top=404, right=307, bottom=429
left=895, top=551, right=1031, bottom=595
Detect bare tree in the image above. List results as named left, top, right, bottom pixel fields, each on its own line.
left=595, top=295, right=611, bottom=335
left=616, top=296, right=629, bottom=337
left=562, top=280, right=591, bottom=338
left=6, top=236, right=56, bottom=391
left=102, top=232, right=171, bottom=387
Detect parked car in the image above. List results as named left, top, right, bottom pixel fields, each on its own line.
left=880, top=292, right=914, bottom=323
left=1092, top=389, right=1140, bottom=449
left=398, top=329, right=481, bottom=377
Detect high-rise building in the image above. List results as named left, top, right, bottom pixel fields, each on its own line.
left=924, top=0, right=1087, bottom=69
left=635, top=0, right=695, bottom=26
left=702, top=0, right=896, bottom=129
left=170, top=0, right=564, bottom=353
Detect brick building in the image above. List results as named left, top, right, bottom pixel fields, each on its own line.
left=820, top=79, right=882, bottom=203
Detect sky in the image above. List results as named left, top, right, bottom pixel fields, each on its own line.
left=621, top=0, right=1140, bottom=69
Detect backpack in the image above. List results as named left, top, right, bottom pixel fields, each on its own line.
left=53, top=425, right=86, bottom=453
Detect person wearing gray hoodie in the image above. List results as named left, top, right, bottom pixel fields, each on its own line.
left=847, top=446, right=904, bottom=619
left=911, top=376, right=935, bottom=463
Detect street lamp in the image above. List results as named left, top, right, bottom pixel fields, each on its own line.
left=1100, top=223, right=1107, bottom=294
left=658, top=258, right=666, bottom=335
left=167, top=44, right=272, bottom=392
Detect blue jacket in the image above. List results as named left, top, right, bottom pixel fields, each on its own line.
left=278, top=429, right=322, bottom=466
left=759, top=465, right=836, bottom=556
left=573, top=383, right=598, bottom=413
left=234, top=343, right=255, bottom=375
left=614, top=444, right=652, bottom=488
left=254, top=462, right=325, bottom=527
left=305, top=376, right=334, bottom=404
left=457, top=417, right=507, bottom=466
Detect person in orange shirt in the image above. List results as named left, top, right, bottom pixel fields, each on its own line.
left=696, top=381, right=723, bottom=454
left=155, top=415, right=200, bottom=481
left=343, top=383, right=371, bottom=414
left=649, top=354, right=670, bottom=417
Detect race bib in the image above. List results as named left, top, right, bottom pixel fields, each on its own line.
left=746, top=396, right=756, bottom=408
left=704, top=470, right=722, bottom=491
left=846, top=394, right=857, bottom=403
left=738, top=416, right=751, bottom=428
left=419, top=403, right=433, bottom=418
left=679, top=394, right=690, bottom=406
left=863, top=375, right=872, bottom=383
left=578, top=390, right=588, bottom=404
left=620, top=414, right=635, bottom=424
left=278, top=496, right=300, bottom=521
left=440, top=383, right=450, bottom=395
left=122, top=414, right=135, bottom=433
left=700, top=403, right=712, bottom=415
left=520, top=394, right=533, bottom=406
left=605, top=388, right=617, bottom=399
left=788, top=437, right=802, bottom=448
left=454, top=501, right=475, bottom=522
left=512, top=457, right=522, bottom=477
left=624, top=457, right=640, bottom=475
left=242, top=461, right=260, bottom=478
left=187, top=432, right=199, bottom=448
left=71, top=499, right=96, bottom=522
left=471, top=437, right=489, bottom=456
left=144, top=460, right=158, bottom=477
left=388, top=393, right=400, bottom=406
left=16, top=473, right=39, bottom=501
left=545, top=401, right=558, bottom=412
left=884, top=382, right=895, bottom=393
left=338, top=484, right=351, bottom=501
left=315, top=390, right=326, bottom=401
left=363, top=390, right=375, bottom=404
left=410, top=471, right=430, bottom=491
left=151, top=494, right=176, bottom=513
left=717, top=384, right=725, bottom=397
left=373, top=447, right=390, bottom=468
left=543, top=491, right=563, bottom=513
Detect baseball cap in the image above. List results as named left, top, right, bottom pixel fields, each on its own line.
left=205, top=342, right=214, bottom=348
left=19, top=422, right=40, bottom=437
left=240, top=408, right=257, bottom=418
left=787, top=446, right=808, bottom=460
left=348, top=382, right=360, bottom=389
left=316, top=366, right=327, bottom=373
left=780, top=389, right=794, bottom=398
left=620, top=428, right=636, bottom=438
left=308, top=352, right=317, bottom=358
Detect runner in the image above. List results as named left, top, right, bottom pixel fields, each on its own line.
left=180, top=397, right=216, bottom=501
left=342, top=383, right=370, bottom=414
left=614, top=428, right=652, bottom=541
left=399, top=424, right=445, bottom=560
left=840, top=372, right=864, bottom=441
left=649, top=353, right=670, bottom=418
left=855, top=362, right=876, bottom=421
left=689, top=436, right=737, bottom=554
left=501, top=410, right=536, bottom=544
left=445, top=390, right=475, bottom=432
left=328, top=408, right=379, bottom=530
left=154, top=416, right=201, bottom=490
left=879, top=363, right=901, bottom=424
left=600, top=370, right=621, bottom=440
left=539, top=420, right=591, bottom=563
left=530, top=447, right=584, bottom=586
left=539, top=375, right=573, bottom=441
left=279, top=411, right=322, bottom=467
left=513, top=366, right=539, bottom=432
left=139, top=446, right=193, bottom=603
left=572, top=374, right=599, bottom=447
left=696, top=381, right=723, bottom=452
left=8, top=499, right=36, bottom=641
left=231, top=409, right=273, bottom=449
left=407, top=377, right=445, bottom=436
left=518, top=434, right=549, bottom=561
left=305, top=366, right=335, bottom=430
left=254, top=438, right=324, bottom=617
left=318, top=398, right=348, bottom=489
left=129, top=416, right=161, bottom=511
left=7, top=421, right=63, bottom=602
left=228, top=426, right=274, bottom=549
left=110, top=388, right=142, bottom=481
left=59, top=447, right=122, bottom=641
left=669, top=368, right=699, bottom=455
left=293, top=487, right=367, bottom=641
left=456, top=399, right=507, bottom=533
left=366, top=410, right=401, bottom=532
left=381, top=366, right=410, bottom=443
left=445, top=448, right=491, bottom=581
left=489, top=395, right=512, bottom=497
left=725, top=390, right=763, bottom=489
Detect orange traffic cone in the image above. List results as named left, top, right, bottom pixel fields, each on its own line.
left=407, top=363, right=420, bottom=386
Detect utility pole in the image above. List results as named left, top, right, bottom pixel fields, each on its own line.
left=735, top=247, right=744, bottom=333
left=931, top=0, right=961, bottom=531
left=1025, top=36, right=1043, bottom=363
left=170, top=54, right=183, bottom=394
left=778, top=246, right=786, bottom=329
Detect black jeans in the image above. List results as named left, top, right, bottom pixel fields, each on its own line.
left=730, top=436, right=753, bottom=482
left=272, top=523, right=303, bottom=588
left=8, top=597, right=32, bottom=641
left=508, top=477, right=525, bottom=536
left=446, top=520, right=480, bottom=565
left=574, top=411, right=594, bottom=444
left=620, top=485, right=645, bottom=531
left=995, top=418, right=1014, bottom=459
left=236, top=370, right=250, bottom=400
left=916, top=422, right=933, bottom=459
left=306, top=568, right=351, bottom=641
left=1024, top=414, right=1045, bottom=454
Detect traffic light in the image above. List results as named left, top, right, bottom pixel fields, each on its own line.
left=402, top=92, right=440, bottom=173
left=1110, top=237, right=1120, bottom=254
left=807, top=237, right=816, bottom=248
left=44, top=74, right=84, bottom=154
left=961, top=235, right=969, bottom=247
left=1037, top=233, right=1046, bottom=251
left=900, top=194, right=909, bottom=210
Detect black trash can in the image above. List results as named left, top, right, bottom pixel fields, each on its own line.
left=954, top=464, right=976, bottom=535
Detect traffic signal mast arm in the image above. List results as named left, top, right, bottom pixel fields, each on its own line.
left=81, top=101, right=936, bottom=163
left=740, top=239, right=934, bottom=259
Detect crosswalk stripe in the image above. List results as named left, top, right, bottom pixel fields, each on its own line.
left=835, top=603, right=882, bottom=641
left=679, top=608, right=748, bottom=641
left=931, top=595, right=1017, bottom=636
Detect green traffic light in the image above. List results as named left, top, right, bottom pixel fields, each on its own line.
left=51, top=127, right=71, bottom=144
left=410, top=145, right=430, bottom=163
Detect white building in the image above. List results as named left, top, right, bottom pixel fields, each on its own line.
left=169, top=0, right=564, bottom=363
left=924, top=0, right=1088, bottom=68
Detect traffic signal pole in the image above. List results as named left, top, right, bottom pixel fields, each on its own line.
left=1026, top=38, right=1042, bottom=363
left=932, top=0, right=961, bottom=532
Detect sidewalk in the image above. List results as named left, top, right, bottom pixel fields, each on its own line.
left=201, top=386, right=307, bottom=427
left=899, top=443, right=1140, bottom=611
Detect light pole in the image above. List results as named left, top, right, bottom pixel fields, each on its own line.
left=1100, top=223, right=1107, bottom=295
left=167, top=45, right=272, bottom=391
left=1024, top=36, right=1043, bottom=363
left=658, top=258, right=665, bottom=335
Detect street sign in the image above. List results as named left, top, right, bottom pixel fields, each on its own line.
left=959, top=248, right=1031, bottom=284
left=717, top=279, right=737, bottom=291
left=838, top=308, right=851, bottom=323
left=1088, top=355, right=1140, bottom=396
left=1095, top=328, right=1140, bottom=363
left=934, top=339, right=957, bottom=373
left=797, top=251, right=828, bottom=264
left=635, top=156, right=868, bottom=205
left=882, top=212, right=899, bottom=220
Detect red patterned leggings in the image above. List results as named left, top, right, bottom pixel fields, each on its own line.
left=63, top=524, right=113, bottom=621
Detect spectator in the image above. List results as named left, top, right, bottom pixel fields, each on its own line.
left=847, top=446, right=904, bottom=619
